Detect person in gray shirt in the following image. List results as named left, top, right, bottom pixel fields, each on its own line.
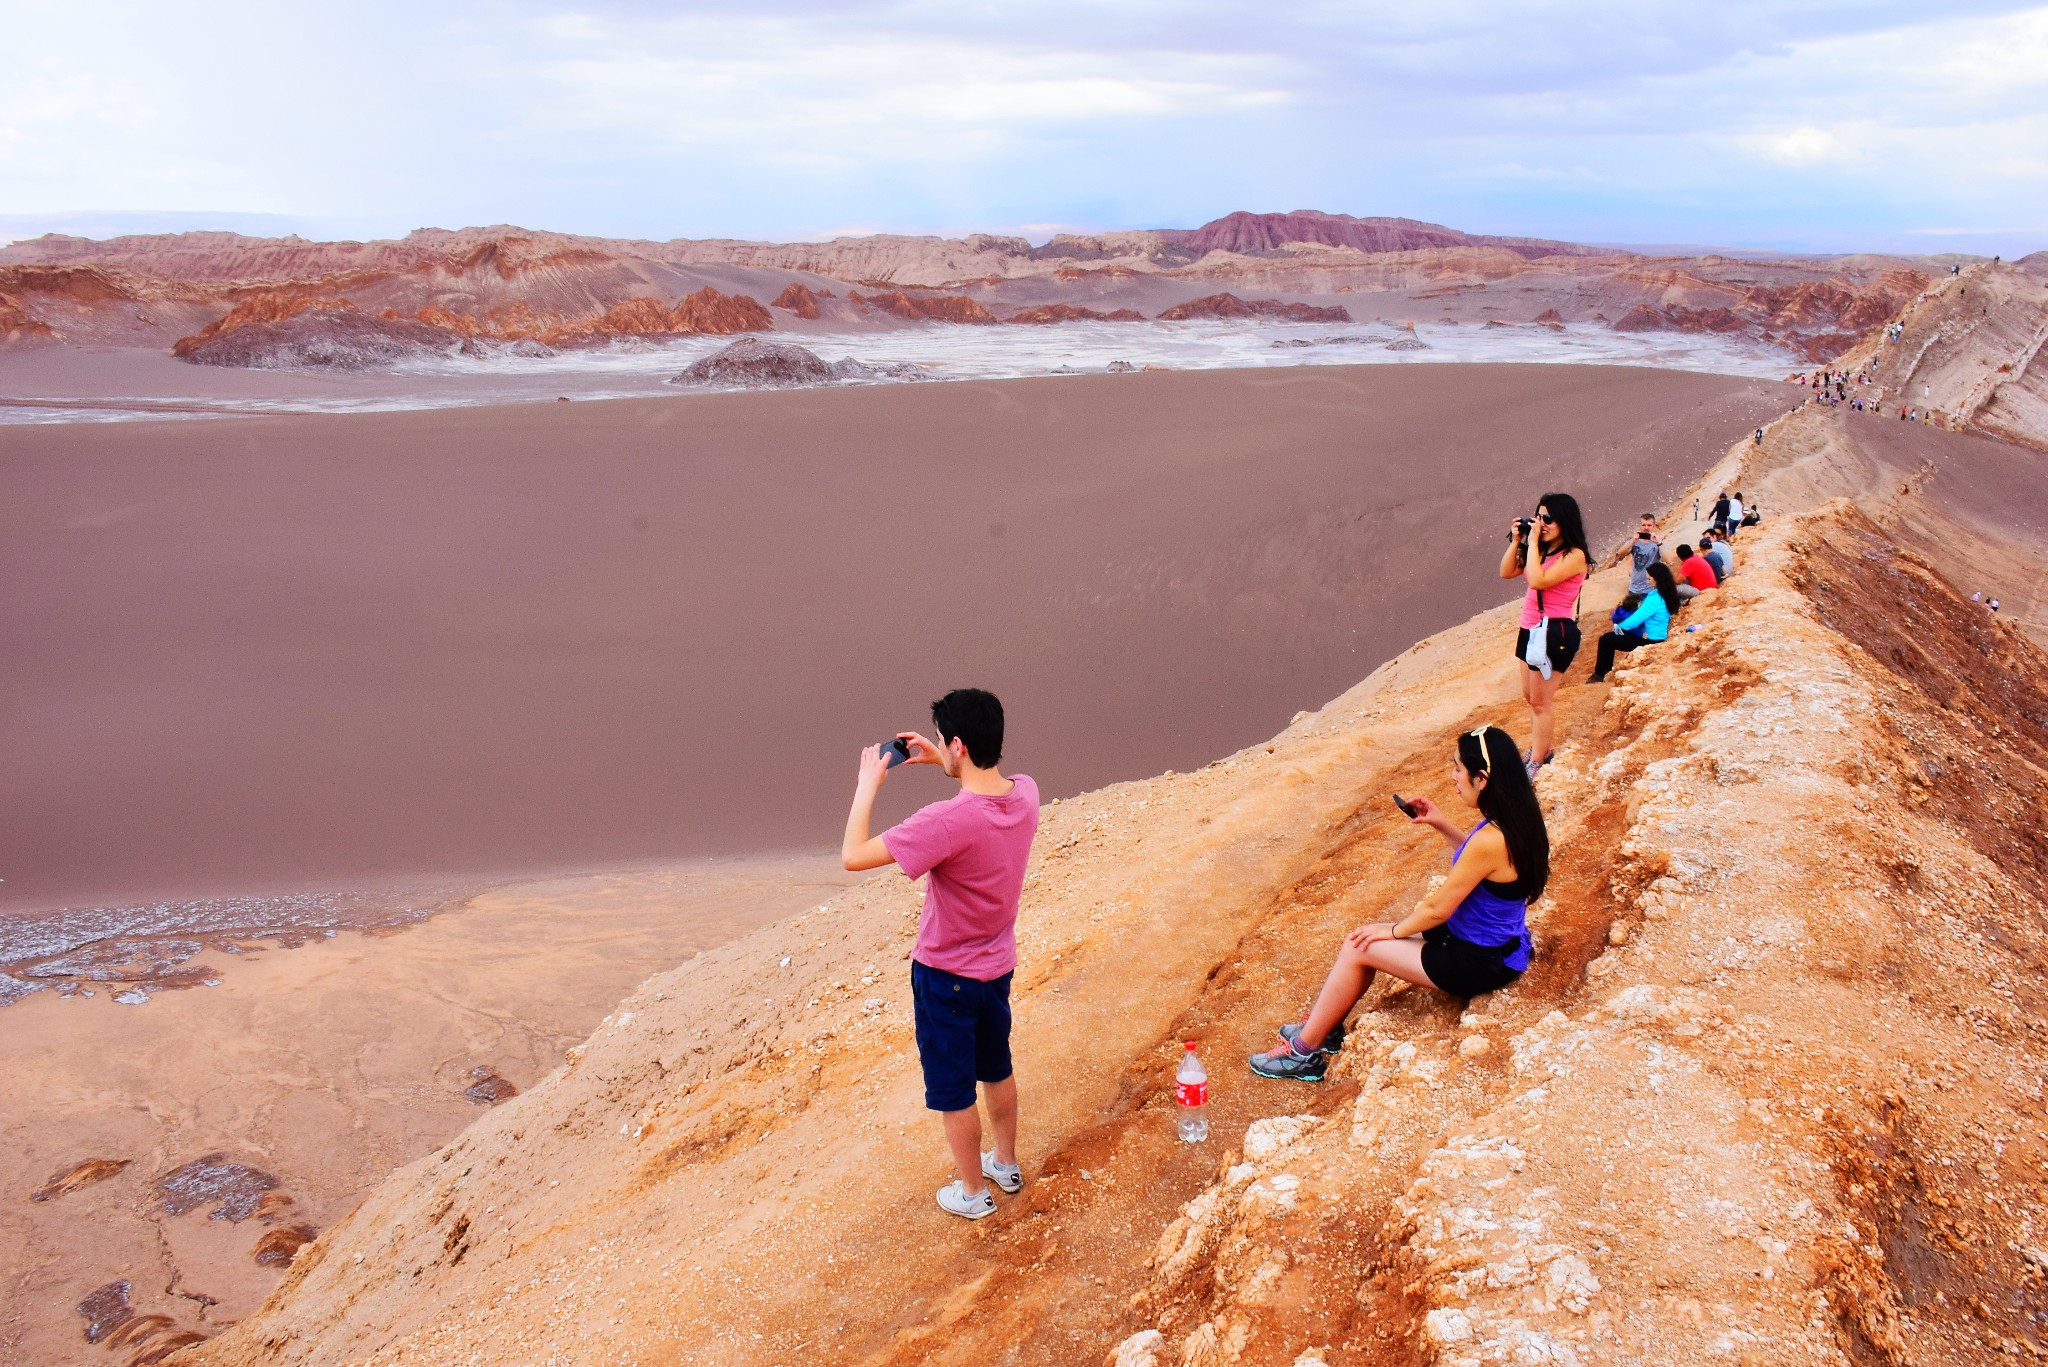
left=1699, top=529, right=1733, bottom=582
left=1621, top=512, right=1662, bottom=611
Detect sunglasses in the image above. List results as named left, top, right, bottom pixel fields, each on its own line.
left=1535, top=512, right=1556, bottom=524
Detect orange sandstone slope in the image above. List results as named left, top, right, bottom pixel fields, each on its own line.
left=169, top=402, right=2048, bottom=1366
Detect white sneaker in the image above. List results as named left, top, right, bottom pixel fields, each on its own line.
left=936, top=1181, right=996, bottom=1220
left=981, top=1152, right=1023, bottom=1194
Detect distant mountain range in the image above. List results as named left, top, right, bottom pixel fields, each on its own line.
left=0, top=209, right=1955, bottom=366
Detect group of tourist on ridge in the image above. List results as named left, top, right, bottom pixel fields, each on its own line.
left=835, top=480, right=1754, bottom=1215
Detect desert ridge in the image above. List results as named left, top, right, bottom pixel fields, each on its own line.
left=155, top=383, right=2048, bottom=1367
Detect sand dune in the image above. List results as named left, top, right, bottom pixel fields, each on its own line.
left=0, top=364, right=1787, bottom=924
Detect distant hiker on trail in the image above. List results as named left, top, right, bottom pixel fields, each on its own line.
left=1248, top=725, right=1546, bottom=1082
left=1621, top=512, right=1662, bottom=613
left=840, top=688, right=1040, bottom=1221
left=1500, top=493, right=1589, bottom=780
left=1591, top=562, right=1683, bottom=683
left=1674, top=543, right=1719, bottom=600
left=1754, top=427, right=1765, bottom=446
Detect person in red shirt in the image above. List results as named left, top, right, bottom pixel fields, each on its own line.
left=842, top=688, right=1041, bottom=1220
left=1674, top=543, right=1719, bottom=601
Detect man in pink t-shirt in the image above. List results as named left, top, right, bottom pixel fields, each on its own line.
left=842, top=688, right=1040, bottom=1221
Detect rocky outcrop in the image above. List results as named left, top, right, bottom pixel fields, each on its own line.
left=671, top=337, right=835, bottom=388
left=666, top=337, right=923, bottom=389
left=172, top=292, right=351, bottom=357
left=177, top=301, right=472, bottom=370
left=668, top=285, right=773, bottom=334
left=1160, top=210, right=1599, bottom=261
left=1156, top=292, right=1352, bottom=323
left=770, top=282, right=822, bottom=319
left=1610, top=303, right=1664, bottom=332
left=847, top=289, right=999, bottom=324
left=1004, top=303, right=1146, bottom=324
left=0, top=290, right=57, bottom=346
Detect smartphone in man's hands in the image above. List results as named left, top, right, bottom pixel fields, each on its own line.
left=880, top=737, right=913, bottom=768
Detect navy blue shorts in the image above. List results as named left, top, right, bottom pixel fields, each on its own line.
left=910, top=961, right=1014, bottom=1112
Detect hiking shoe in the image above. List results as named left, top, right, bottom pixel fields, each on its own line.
left=936, top=1181, right=997, bottom=1220
left=1248, top=1044, right=1328, bottom=1082
left=981, top=1152, right=1022, bottom=1195
left=1278, top=1020, right=1344, bottom=1054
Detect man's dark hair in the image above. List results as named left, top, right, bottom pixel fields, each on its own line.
left=932, top=688, right=1004, bottom=769
left=1639, top=512, right=1656, bottom=522
left=1677, top=543, right=1695, bottom=560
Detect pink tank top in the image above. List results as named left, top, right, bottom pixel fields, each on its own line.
left=1520, top=551, right=1585, bottom=629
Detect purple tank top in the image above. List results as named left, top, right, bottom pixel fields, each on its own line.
left=1444, top=820, right=1533, bottom=972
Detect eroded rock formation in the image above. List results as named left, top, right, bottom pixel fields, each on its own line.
left=1156, top=292, right=1352, bottom=323
left=847, top=289, right=999, bottom=324
left=667, top=285, right=773, bottom=335
left=0, top=214, right=1962, bottom=368
left=665, top=337, right=920, bottom=388
left=1005, top=303, right=1147, bottom=324
left=177, top=300, right=474, bottom=370
left=771, top=282, right=822, bottom=319
left=1159, top=209, right=1599, bottom=261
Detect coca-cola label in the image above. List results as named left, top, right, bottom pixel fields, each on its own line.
left=1176, top=1079, right=1207, bottom=1108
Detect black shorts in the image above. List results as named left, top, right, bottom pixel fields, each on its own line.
left=911, top=960, right=1014, bottom=1112
left=1420, top=925, right=1524, bottom=999
left=1514, top=624, right=1581, bottom=674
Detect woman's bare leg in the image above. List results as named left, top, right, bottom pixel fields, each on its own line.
left=1529, top=668, right=1563, bottom=760
left=1297, top=942, right=1373, bottom=1049
left=1295, top=938, right=1442, bottom=1049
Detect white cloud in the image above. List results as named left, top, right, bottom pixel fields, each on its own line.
left=0, top=0, right=2044, bottom=252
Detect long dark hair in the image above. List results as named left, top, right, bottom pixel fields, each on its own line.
left=1454, top=725, right=1551, bottom=900
left=1536, top=492, right=1589, bottom=563
left=1648, top=560, right=1682, bottom=613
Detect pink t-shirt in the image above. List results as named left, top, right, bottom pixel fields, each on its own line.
left=884, top=774, right=1040, bottom=981
left=1520, top=551, right=1586, bottom=628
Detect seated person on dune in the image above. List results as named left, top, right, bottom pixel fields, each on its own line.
left=1589, top=561, right=1683, bottom=684
left=1674, top=543, right=1719, bottom=600
left=1249, top=725, right=1548, bottom=1082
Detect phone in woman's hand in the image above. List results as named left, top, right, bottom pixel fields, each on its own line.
left=1393, top=794, right=1419, bottom=819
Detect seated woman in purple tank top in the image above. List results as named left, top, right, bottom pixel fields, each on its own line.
left=1250, top=725, right=1549, bottom=1082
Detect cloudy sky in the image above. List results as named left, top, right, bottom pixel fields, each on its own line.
left=4, top=0, right=2046, bottom=253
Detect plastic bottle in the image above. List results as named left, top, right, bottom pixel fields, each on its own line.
left=1175, top=1042, right=1209, bottom=1143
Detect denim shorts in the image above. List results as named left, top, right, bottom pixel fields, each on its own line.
left=910, top=960, right=1014, bottom=1112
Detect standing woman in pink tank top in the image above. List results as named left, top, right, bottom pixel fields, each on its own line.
left=1498, top=492, right=1588, bottom=779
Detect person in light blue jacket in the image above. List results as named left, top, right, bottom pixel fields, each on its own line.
left=1589, top=562, right=1682, bottom=683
